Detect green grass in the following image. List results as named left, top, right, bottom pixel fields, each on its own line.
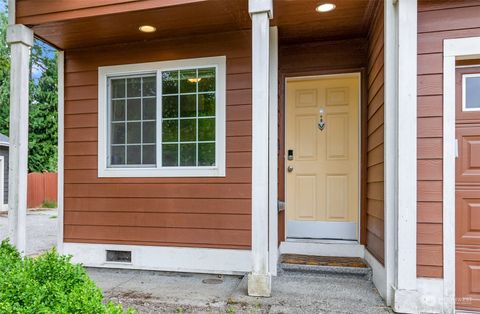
left=40, top=200, right=57, bottom=209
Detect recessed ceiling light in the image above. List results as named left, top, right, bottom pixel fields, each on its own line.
left=139, top=25, right=156, bottom=33
left=316, top=3, right=336, bottom=13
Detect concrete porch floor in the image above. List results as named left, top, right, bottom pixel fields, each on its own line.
left=88, top=267, right=392, bottom=313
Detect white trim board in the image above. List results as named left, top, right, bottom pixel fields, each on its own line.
left=417, top=278, right=444, bottom=314
left=364, top=249, right=387, bottom=300
left=63, top=243, right=251, bottom=275
left=268, top=26, right=279, bottom=276
left=462, top=73, right=480, bottom=112
left=443, top=36, right=480, bottom=314
left=279, top=241, right=365, bottom=258
left=57, top=51, right=65, bottom=254
left=383, top=0, right=396, bottom=307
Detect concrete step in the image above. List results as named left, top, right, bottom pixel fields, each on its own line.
left=279, top=254, right=372, bottom=280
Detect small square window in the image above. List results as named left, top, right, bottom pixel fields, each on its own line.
left=463, top=74, right=480, bottom=111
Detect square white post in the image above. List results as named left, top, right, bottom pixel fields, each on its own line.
left=6, top=24, right=33, bottom=255
left=385, top=0, right=418, bottom=312
left=248, top=0, right=273, bottom=297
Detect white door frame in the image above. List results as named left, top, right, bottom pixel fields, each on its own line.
left=443, top=36, right=480, bottom=313
left=283, top=72, right=363, bottom=242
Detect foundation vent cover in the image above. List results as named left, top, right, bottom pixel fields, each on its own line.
left=106, top=250, right=132, bottom=263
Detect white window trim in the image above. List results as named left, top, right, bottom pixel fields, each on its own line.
left=462, top=73, right=480, bottom=112
left=98, top=56, right=226, bottom=178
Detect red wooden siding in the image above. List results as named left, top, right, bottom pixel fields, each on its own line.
left=417, top=0, right=480, bottom=278
left=277, top=38, right=368, bottom=242
left=63, top=30, right=252, bottom=249
left=366, top=2, right=385, bottom=264
left=27, top=172, right=58, bottom=208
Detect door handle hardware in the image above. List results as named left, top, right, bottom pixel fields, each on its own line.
left=288, top=149, right=294, bottom=161
left=287, top=165, right=294, bottom=172
left=318, top=108, right=326, bottom=131
left=455, top=139, right=458, bottom=159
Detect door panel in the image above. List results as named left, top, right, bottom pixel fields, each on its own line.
left=456, top=66, right=480, bottom=311
left=326, top=175, right=348, bottom=220
left=456, top=126, right=480, bottom=184
left=296, top=115, right=317, bottom=160
left=295, top=175, right=317, bottom=220
left=286, top=75, right=359, bottom=240
left=456, top=190, right=480, bottom=246
left=456, top=250, right=480, bottom=310
left=326, top=113, right=349, bottom=160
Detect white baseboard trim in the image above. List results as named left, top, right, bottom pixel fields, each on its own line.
left=364, top=249, right=387, bottom=300
left=417, top=278, right=444, bottom=314
left=1, top=203, right=7, bottom=211
left=391, top=278, right=444, bottom=313
left=279, top=240, right=365, bottom=258
left=63, top=243, right=252, bottom=275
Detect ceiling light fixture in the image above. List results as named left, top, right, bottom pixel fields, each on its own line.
left=139, top=25, right=157, bottom=33
left=316, top=3, right=336, bottom=13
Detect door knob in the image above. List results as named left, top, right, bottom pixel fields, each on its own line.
left=287, top=165, right=294, bottom=172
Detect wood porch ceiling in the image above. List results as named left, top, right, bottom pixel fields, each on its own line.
left=19, top=0, right=377, bottom=50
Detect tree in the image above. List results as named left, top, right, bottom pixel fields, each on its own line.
left=0, top=0, right=58, bottom=172
left=29, top=53, right=58, bottom=172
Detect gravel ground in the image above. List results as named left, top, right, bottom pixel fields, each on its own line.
left=0, top=208, right=57, bottom=255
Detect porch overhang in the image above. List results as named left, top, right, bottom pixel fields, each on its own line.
left=16, top=0, right=377, bottom=51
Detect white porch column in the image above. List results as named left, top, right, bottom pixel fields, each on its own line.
left=385, top=0, right=418, bottom=312
left=6, top=24, right=33, bottom=255
left=248, top=0, right=273, bottom=297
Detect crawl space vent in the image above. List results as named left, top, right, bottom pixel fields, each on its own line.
left=106, top=250, right=132, bottom=263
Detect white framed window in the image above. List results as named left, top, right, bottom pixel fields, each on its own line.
left=462, top=73, right=480, bottom=112
left=98, top=56, right=226, bottom=177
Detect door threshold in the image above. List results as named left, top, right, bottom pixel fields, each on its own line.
left=280, top=240, right=365, bottom=258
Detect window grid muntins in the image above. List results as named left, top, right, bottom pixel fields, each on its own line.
left=109, top=75, right=157, bottom=167
left=161, top=68, right=216, bottom=168
left=108, top=67, right=216, bottom=169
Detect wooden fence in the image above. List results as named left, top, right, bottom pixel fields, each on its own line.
left=27, top=172, right=57, bottom=208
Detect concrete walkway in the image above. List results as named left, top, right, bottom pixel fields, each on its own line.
left=0, top=208, right=57, bottom=256
left=88, top=267, right=392, bottom=313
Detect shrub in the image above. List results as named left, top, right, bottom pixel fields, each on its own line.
left=0, top=240, right=134, bottom=313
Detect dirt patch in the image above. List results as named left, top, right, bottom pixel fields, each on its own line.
left=105, top=293, right=270, bottom=314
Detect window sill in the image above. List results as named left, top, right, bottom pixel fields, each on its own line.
left=98, top=167, right=226, bottom=178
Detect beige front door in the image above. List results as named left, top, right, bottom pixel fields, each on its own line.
left=285, top=75, right=359, bottom=240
